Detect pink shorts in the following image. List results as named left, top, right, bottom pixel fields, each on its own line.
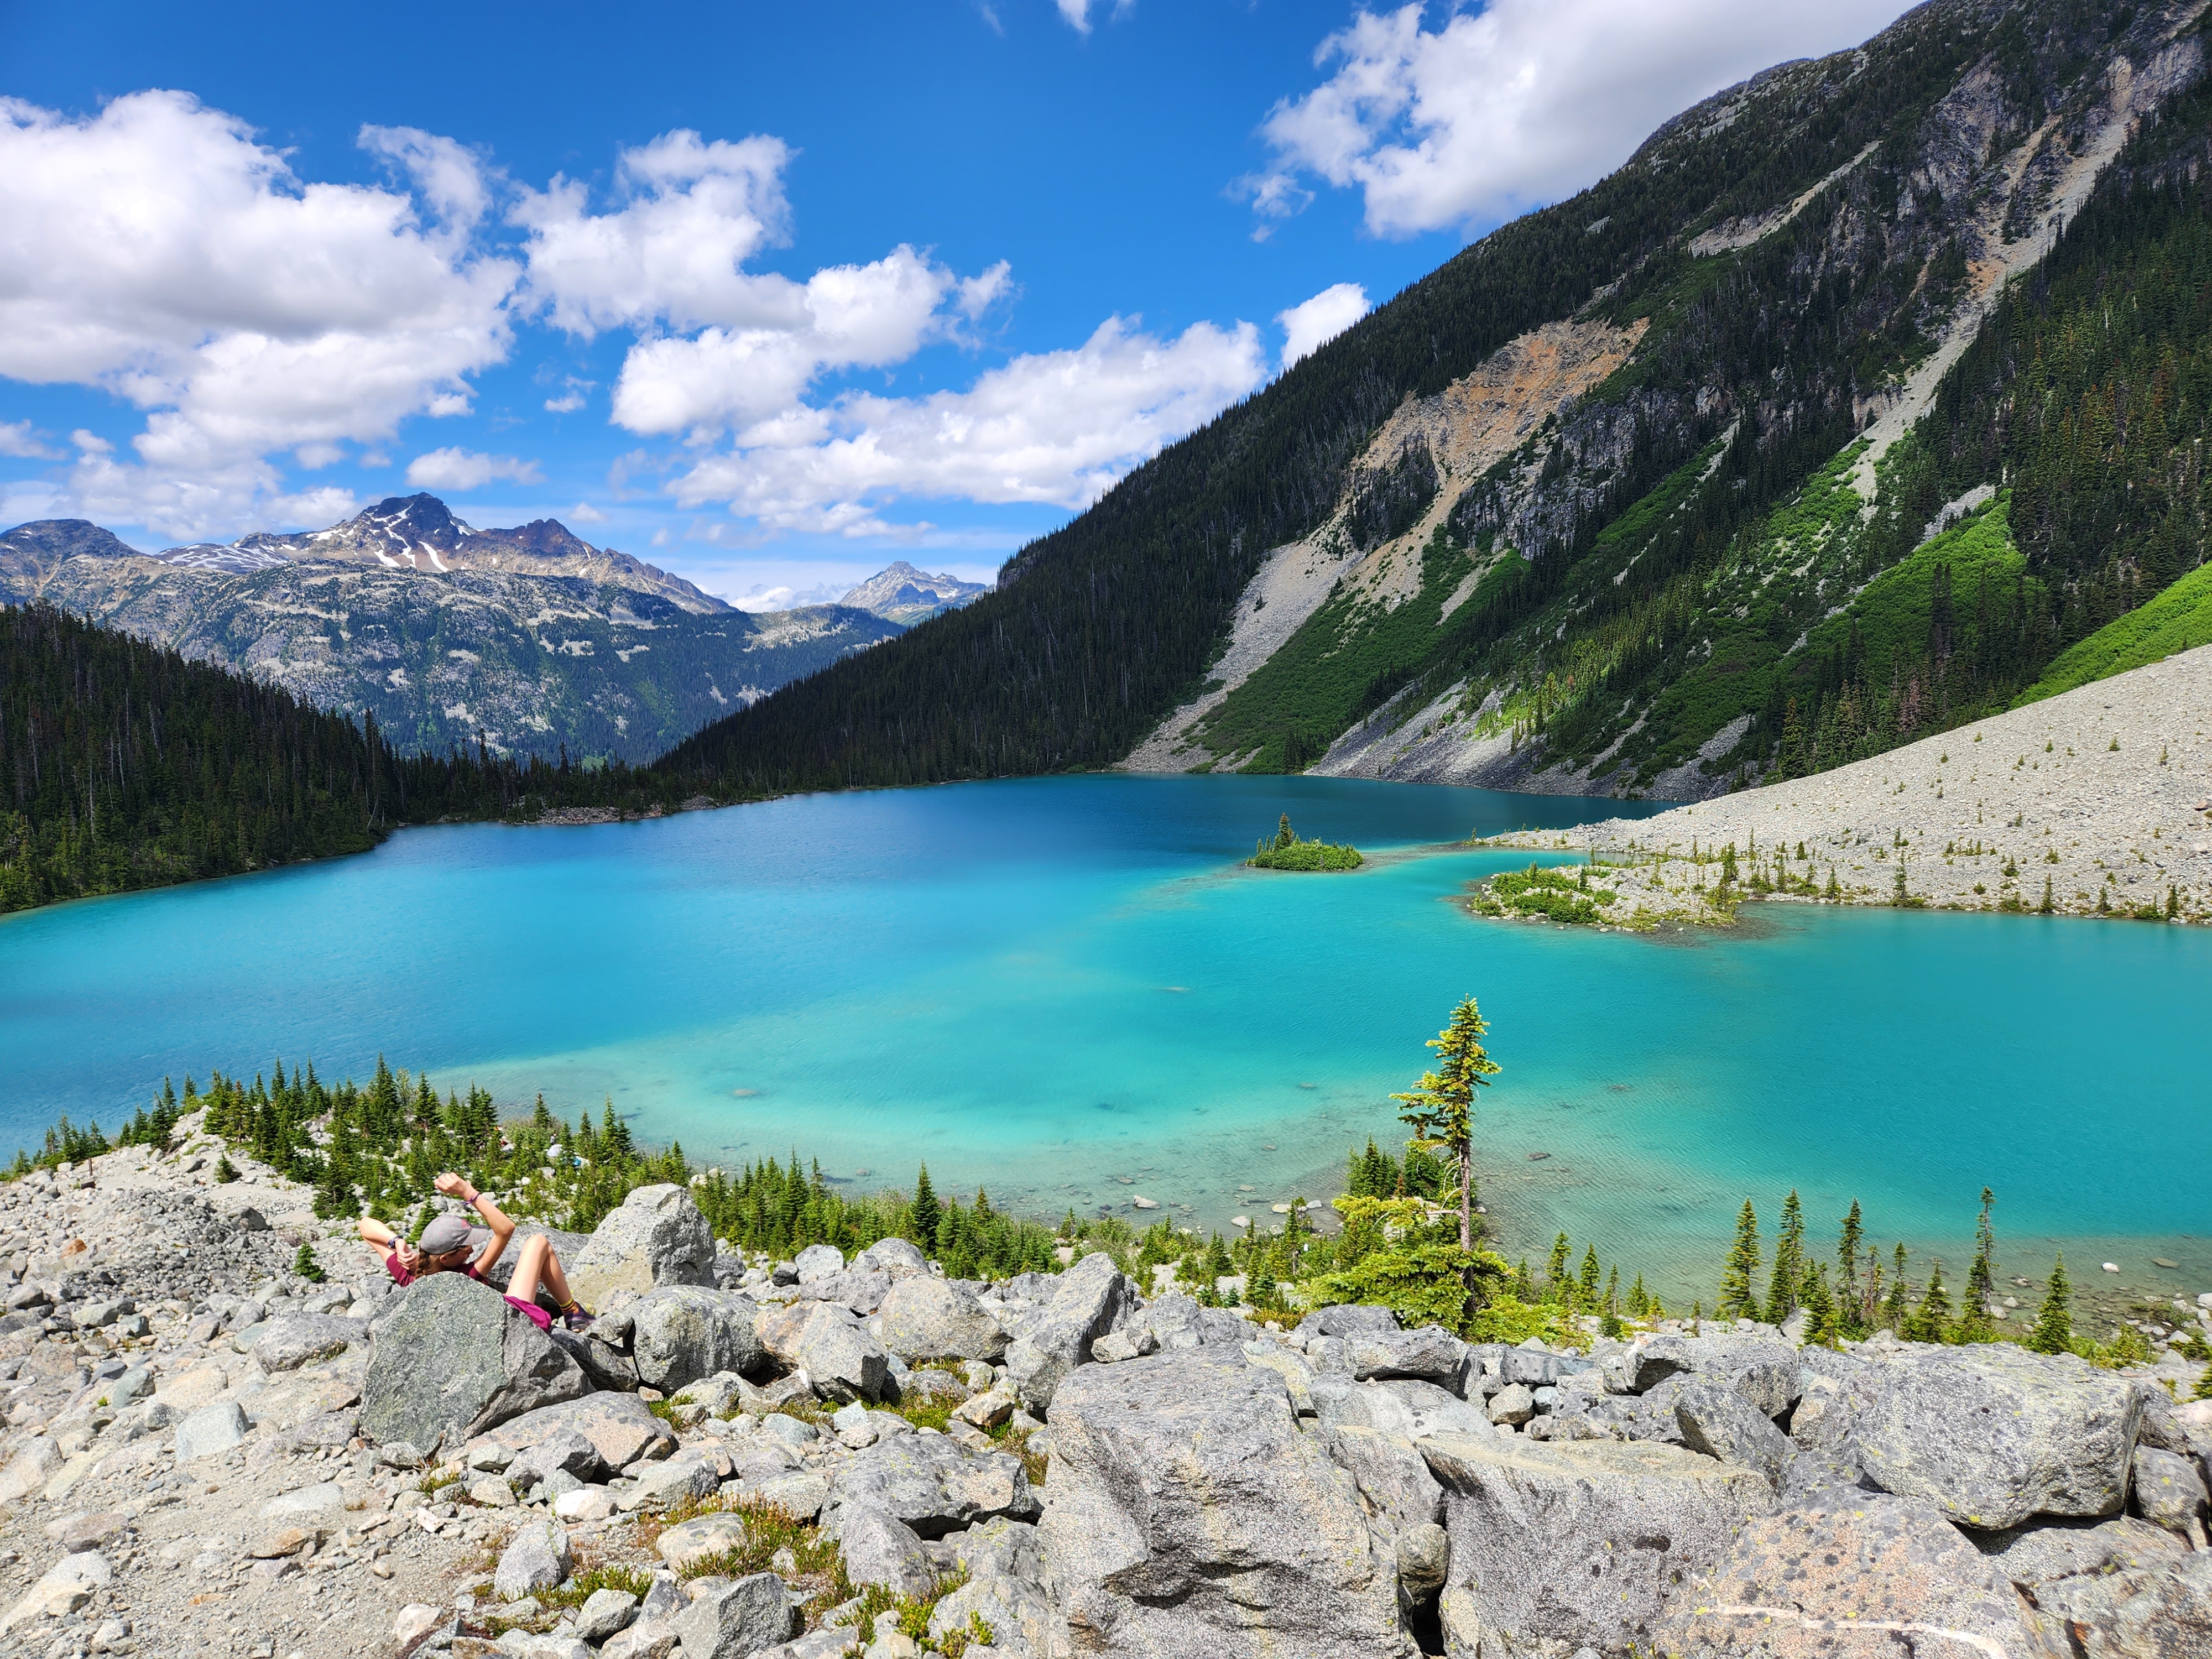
left=505, top=1296, right=552, bottom=1332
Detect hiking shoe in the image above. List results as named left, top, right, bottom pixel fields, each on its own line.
left=561, top=1307, right=595, bottom=1333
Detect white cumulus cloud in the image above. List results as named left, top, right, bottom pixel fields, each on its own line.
left=1277, top=283, right=1370, bottom=369
left=405, top=448, right=544, bottom=490
left=0, top=421, right=60, bottom=460
left=1249, top=0, right=1916, bottom=238
left=1055, top=0, right=1134, bottom=34
left=670, top=314, right=1268, bottom=534
left=0, top=90, right=515, bottom=537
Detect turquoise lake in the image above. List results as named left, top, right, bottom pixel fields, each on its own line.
left=3, top=774, right=2208, bottom=1306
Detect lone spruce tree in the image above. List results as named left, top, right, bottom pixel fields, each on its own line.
left=2027, top=1255, right=2073, bottom=1354
left=1717, top=1201, right=1761, bottom=1320
left=1764, top=1190, right=1806, bottom=1324
left=909, top=1164, right=940, bottom=1249
left=1956, top=1187, right=1997, bottom=1342
left=1392, top=996, right=1500, bottom=1252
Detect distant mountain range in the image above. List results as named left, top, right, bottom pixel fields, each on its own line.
left=0, top=495, right=902, bottom=763
left=836, top=562, right=989, bottom=627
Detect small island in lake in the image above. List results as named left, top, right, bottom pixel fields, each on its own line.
left=1250, top=813, right=1363, bottom=871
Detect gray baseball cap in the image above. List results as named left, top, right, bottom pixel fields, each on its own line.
left=419, top=1214, right=489, bottom=1256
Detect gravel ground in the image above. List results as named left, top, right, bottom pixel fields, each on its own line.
left=1490, top=644, right=2212, bottom=923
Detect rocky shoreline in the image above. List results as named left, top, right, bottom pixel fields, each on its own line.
left=1484, top=644, right=2212, bottom=927
left=0, top=1121, right=2206, bottom=1658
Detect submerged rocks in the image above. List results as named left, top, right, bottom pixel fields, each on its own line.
left=1855, top=1347, right=2142, bottom=1528
left=1419, top=1431, right=1772, bottom=1657
left=1041, top=1347, right=1401, bottom=1657
left=566, top=1184, right=716, bottom=1306
left=360, top=1270, right=588, bottom=1453
left=1656, top=1493, right=2054, bottom=1658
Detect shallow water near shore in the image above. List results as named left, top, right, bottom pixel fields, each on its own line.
left=4, top=773, right=2208, bottom=1307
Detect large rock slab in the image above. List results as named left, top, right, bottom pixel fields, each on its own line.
left=469, top=1391, right=676, bottom=1474
left=756, top=1300, right=889, bottom=1403
left=360, top=1272, right=588, bottom=1454
left=248, top=1313, right=366, bottom=1373
left=629, top=1286, right=766, bottom=1391
left=1855, top=1345, right=2142, bottom=1529
left=2036, top=1551, right=2212, bottom=1658
left=1040, top=1347, right=1401, bottom=1657
left=1655, top=1493, right=2060, bottom=1658
left=1004, top=1251, right=1139, bottom=1414
left=878, top=1276, right=1007, bottom=1364
left=674, top=1573, right=793, bottom=1659
left=1418, top=1430, right=1772, bottom=1657
left=826, top=1433, right=1039, bottom=1538
left=1130, top=1292, right=1249, bottom=1352
left=1674, top=1376, right=1791, bottom=1490
left=494, top=1519, right=573, bottom=1600
left=1975, top=1514, right=2189, bottom=1591
left=1321, top=1425, right=1444, bottom=1535
left=567, top=1185, right=714, bottom=1306
left=1344, top=1326, right=1468, bottom=1390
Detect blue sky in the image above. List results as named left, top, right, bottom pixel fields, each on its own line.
left=0, top=0, right=1911, bottom=607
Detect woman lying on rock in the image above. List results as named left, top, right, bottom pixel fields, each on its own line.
left=358, top=1171, right=594, bottom=1332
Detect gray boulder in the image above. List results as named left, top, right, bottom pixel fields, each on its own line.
left=1344, top=1326, right=1467, bottom=1390
left=1004, top=1251, right=1139, bottom=1414
left=1040, top=1347, right=1401, bottom=1657
left=792, top=1244, right=844, bottom=1284
left=878, top=1276, right=1007, bottom=1364
left=1655, top=1493, right=2055, bottom=1658
left=630, top=1286, right=766, bottom=1391
left=1778, top=1447, right=1870, bottom=1507
left=674, top=1573, right=794, bottom=1659
left=567, top=1185, right=714, bottom=1306
left=1623, top=1333, right=1694, bottom=1392
left=799, top=1269, right=891, bottom=1315
left=1321, top=1425, right=1444, bottom=1533
left=1395, top=1524, right=1449, bottom=1604
left=834, top=1506, right=938, bottom=1595
left=1678, top=1335, right=1801, bottom=1418
left=507, top=1430, right=605, bottom=1489
left=1674, top=1377, right=1791, bottom=1490
left=552, top=1328, right=640, bottom=1392
left=493, top=1519, right=573, bottom=1600
left=756, top=1300, right=889, bottom=1402
left=174, top=1401, right=250, bottom=1462
left=1130, top=1293, right=1248, bottom=1352
left=360, top=1272, right=588, bottom=1454
left=476, top=1226, right=592, bottom=1295
left=2132, top=1445, right=2209, bottom=1541
left=1419, top=1431, right=1772, bottom=1657
left=853, top=1238, right=929, bottom=1279
left=1297, top=1305, right=1400, bottom=1340
left=827, top=1433, right=1039, bottom=1538
left=2032, top=1550, right=2212, bottom=1658
left=1975, top=1514, right=2189, bottom=1591
left=248, top=1314, right=364, bottom=1373
left=1317, top=1377, right=1490, bottom=1442
left=471, top=1392, right=676, bottom=1473
left=1855, top=1345, right=2142, bottom=1529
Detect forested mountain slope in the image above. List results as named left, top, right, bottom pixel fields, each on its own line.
left=662, top=0, right=2212, bottom=802
left=0, top=499, right=899, bottom=765
left=0, top=604, right=632, bottom=914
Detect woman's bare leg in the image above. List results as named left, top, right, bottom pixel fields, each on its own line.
left=537, top=1240, right=577, bottom=1309
left=507, top=1234, right=550, bottom=1307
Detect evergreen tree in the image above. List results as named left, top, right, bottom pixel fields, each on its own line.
left=1717, top=1201, right=1761, bottom=1319
left=1837, top=1199, right=1865, bottom=1330
left=1803, top=1261, right=1840, bottom=1347
left=1391, top=995, right=1500, bottom=1253
left=1906, top=1262, right=1952, bottom=1342
left=1764, top=1190, right=1806, bottom=1324
left=1879, top=1243, right=1912, bottom=1332
left=1546, top=1233, right=1573, bottom=1302
left=910, top=1164, right=941, bottom=1248
left=1275, top=813, right=1296, bottom=851
left=2027, top=1255, right=2073, bottom=1355
left=293, top=1243, right=325, bottom=1284
left=214, top=1154, right=238, bottom=1183
left=1957, top=1186, right=1998, bottom=1342
left=1578, top=1246, right=1602, bottom=1305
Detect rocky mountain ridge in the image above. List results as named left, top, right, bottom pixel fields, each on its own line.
left=0, top=500, right=900, bottom=765
left=0, top=1128, right=2205, bottom=1657
left=834, top=565, right=989, bottom=629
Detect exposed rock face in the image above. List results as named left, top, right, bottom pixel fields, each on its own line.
left=2033, top=1551, right=2212, bottom=1657
left=877, top=1276, right=1007, bottom=1364
left=567, top=1186, right=716, bottom=1306
left=1004, top=1250, right=1139, bottom=1413
left=1419, top=1431, right=1773, bottom=1657
left=1854, top=1347, right=2142, bottom=1529
left=826, top=1433, right=1039, bottom=1539
left=627, top=1286, right=765, bottom=1392
left=476, top=1392, right=677, bottom=1473
left=1041, top=1348, right=1403, bottom=1657
left=359, top=1271, right=589, bottom=1453
left=755, top=1300, right=889, bottom=1404
left=1655, top=1493, right=2060, bottom=1658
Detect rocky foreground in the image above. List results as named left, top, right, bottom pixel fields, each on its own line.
left=0, top=1123, right=2206, bottom=1658
left=1489, top=644, right=2212, bottom=926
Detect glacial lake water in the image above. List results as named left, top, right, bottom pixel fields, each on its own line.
left=4, top=773, right=2208, bottom=1307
